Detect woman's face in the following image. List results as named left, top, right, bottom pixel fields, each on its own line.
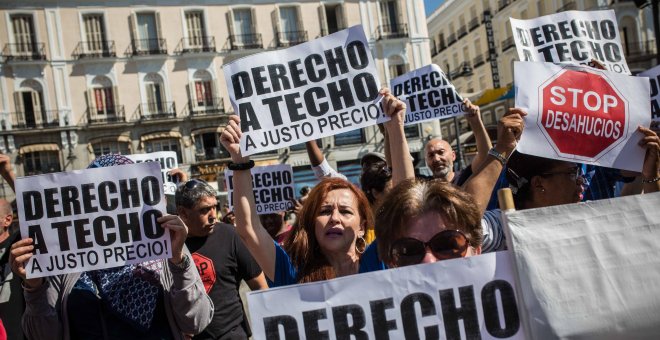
left=314, top=189, right=364, bottom=255
left=536, top=162, right=586, bottom=207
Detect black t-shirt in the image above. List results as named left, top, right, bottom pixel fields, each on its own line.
left=185, top=223, right=262, bottom=340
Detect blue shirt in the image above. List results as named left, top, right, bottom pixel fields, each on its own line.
left=358, top=240, right=387, bottom=273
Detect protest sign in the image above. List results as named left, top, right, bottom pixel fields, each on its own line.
left=510, top=10, right=631, bottom=75
left=639, top=64, right=660, bottom=122
left=225, top=164, right=295, bottom=215
left=15, top=162, right=171, bottom=279
left=127, top=151, right=178, bottom=195
left=504, top=192, right=660, bottom=339
left=390, top=64, right=468, bottom=125
left=248, top=252, right=523, bottom=340
left=222, top=25, right=387, bottom=156
left=514, top=61, right=650, bottom=171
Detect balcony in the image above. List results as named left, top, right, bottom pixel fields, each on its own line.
left=229, top=34, right=263, bottom=50
left=136, top=102, right=177, bottom=121
left=276, top=31, right=308, bottom=48
left=558, top=1, right=577, bottom=12
left=10, top=110, right=60, bottom=129
left=2, top=43, right=46, bottom=61
left=127, top=39, right=167, bottom=56
left=473, top=54, right=486, bottom=68
left=625, top=40, right=657, bottom=61
left=498, top=0, right=515, bottom=11
left=502, top=36, right=515, bottom=52
left=174, top=36, right=216, bottom=54
left=321, top=27, right=346, bottom=37
left=72, top=40, right=116, bottom=59
left=377, top=24, right=408, bottom=40
left=86, top=106, right=126, bottom=125
left=451, top=62, right=473, bottom=79
left=469, top=18, right=480, bottom=31
left=457, top=26, right=468, bottom=38
left=436, top=41, right=446, bottom=54
left=187, top=97, right=225, bottom=117
left=447, top=33, right=457, bottom=46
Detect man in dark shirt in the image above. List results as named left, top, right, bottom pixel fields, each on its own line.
left=176, top=179, right=267, bottom=340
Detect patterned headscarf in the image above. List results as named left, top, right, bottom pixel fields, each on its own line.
left=75, top=154, right=164, bottom=332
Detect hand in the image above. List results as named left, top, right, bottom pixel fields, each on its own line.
left=157, top=215, right=189, bottom=265
left=168, top=168, right=188, bottom=184
left=638, top=126, right=660, bottom=180
left=463, top=98, right=482, bottom=125
left=589, top=58, right=607, bottom=71
left=0, top=154, right=12, bottom=176
left=288, top=198, right=303, bottom=216
left=379, top=88, right=406, bottom=131
left=495, top=108, right=527, bottom=156
left=10, top=238, right=44, bottom=289
left=220, top=115, right=249, bottom=163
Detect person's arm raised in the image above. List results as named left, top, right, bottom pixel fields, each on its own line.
left=638, top=125, right=660, bottom=194
left=464, top=98, right=492, bottom=172
left=380, top=88, right=415, bottom=185
left=0, top=154, right=16, bottom=192
left=220, top=116, right=277, bottom=280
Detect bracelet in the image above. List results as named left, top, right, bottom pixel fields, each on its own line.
left=641, top=176, right=660, bottom=184
left=228, top=160, right=255, bottom=171
left=488, top=148, right=509, bottom=166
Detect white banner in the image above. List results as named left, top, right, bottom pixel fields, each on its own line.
left=510, top=10, right=630, bottom=74
left=225, top=164, right=295, bottom=215
left=505, top=192, right=660, bottom=339
left=222, top=25, right=387, bottom=156
left=639, top=64, right=660, bottom=122
left=390, top=64, right=467, bottom=125
left=248, top=252, right=522, bottom=340
left=16, top=162, right=171, bottom=278
left=514, top=61, right=650, bottom=171
left=127, top=151, right=179, bottom=195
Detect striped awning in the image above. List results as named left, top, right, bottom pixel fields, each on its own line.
left=140, top=131, right=182, bottom=142
left=19, top=143, right=59, bottom=155
left=473, top=85, right=512, bottom=106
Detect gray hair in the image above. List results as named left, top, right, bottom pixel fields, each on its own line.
left=174, top=179, right=217, bottom=209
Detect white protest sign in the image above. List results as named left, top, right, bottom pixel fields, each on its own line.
left=222, top=25, right=387, bottom=156
left=511, top=10, right=631, bottom=74
left=390, top=64, right=468, bottom=125
left=248, top=252, right=523, bottom=340
left=504, top=192, right=660, bottom=339
left=639, top=64, right=660, bottom=122
left=514, top=61, right=650, bottom=171
left=225, top=164, right=295, bottom=215
left=16, top=162, right=171, bottom=279
left=127, top=151, right=178, bottom=195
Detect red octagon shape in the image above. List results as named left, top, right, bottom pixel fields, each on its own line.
left=538, top=68, right=629, bottom=161
left=192, top=253, right=216, bottom=293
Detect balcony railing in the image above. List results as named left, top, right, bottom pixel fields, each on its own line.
left=72, top=40, right=116, bottom=59
left=558, top=1, right=577, bottom=12
left=502, top=36, right=515, bottom=52
left=625, top=39, right=658, bottom=60
left=195, top=147, right=230, bottom=162
left=10, top=110, right=60, bottom=129
left=321, top=27, right=346, bottom=37
left=174, top=36, right=216, bottom=54
left=86, top=106, right=126, bottom=125
left=2, top=43, right=46, bottom=61
left=469, top=18, right=480, bottom=31
left=447, top=33, right=457, bottom=46
left=473, top=54, right=486, bottom=68
left=451, top=61, right=473, bottom=79
left=136, top=102, right=177, bottom=120
left=457, top=26, right=468, bottom=38
left=188, top=97, right=225, bottom=116
left=127, top=38, right=167, bottom=56
left=276, top=31, right=308, bottom=47
left=377, top=24, right=408, bottom=40
left=229, top=34, right=263, bottom=50
left=498, top=0, right=515, bottom=11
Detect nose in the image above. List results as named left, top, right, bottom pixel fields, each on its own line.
left=420, top=249, right=439, bottom=264
left=329, top=208, right=342, bottom=224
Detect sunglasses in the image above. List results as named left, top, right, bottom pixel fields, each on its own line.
left=183, top=179, right=205, bottom=190
left=390, top=230, right=469, bottom=267
left=540, top=167, right=584, bottom=184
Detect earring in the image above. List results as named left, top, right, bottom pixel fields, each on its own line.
left=356, top=236, right=366, bottom=254
left=540, top=188, right=545, bottom=193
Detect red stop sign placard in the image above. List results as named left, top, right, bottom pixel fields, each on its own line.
left=538, top=69, right=628, bottom=160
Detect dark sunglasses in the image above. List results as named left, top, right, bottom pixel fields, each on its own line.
left=540, top=167, right=584, bottom=183
left=183, top=179, right=205, bottom=190
left=390, top=229, right=469, bottom=267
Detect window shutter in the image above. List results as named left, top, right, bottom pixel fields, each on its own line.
left=250, top=8, right=257, bottom=35
left=226, top=11, right=235, bottom=47
left=336, top=5, right=345, bottom=30
left=31, top=91, right=42, bottom=125
left=13, top=92, right=24, bottom=127
left=112, top=86, right=120, bottom=116
left=318, top=5, right=327, bottom=36
left=86, top=89, right=97, bottom=118
left=130, top=13, right=139, bottom=51
left=271, top=8, right=281, bottom=42
left=188, top=81, right=199, bottom=111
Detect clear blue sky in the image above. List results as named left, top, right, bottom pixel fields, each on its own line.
left=425, top=0, right=446, bottom=17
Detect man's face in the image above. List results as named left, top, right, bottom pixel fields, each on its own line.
left=425, top=139, right=455, bottom=180
left=180, top=196, right=217, bottom=237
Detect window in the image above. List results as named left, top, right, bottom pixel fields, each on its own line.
left=404, top=124, right=420, bottom=139
left=319, top=4, right=344, bottom=35
left=337, top=161, right=361, bottom=187
left=11, top=14, right=36, bottom=53
left=24, top=151, right=61, bottom=176
left=380, top=0, right=399, bottom=29
left=13, top=90, right=45, bottom=128
left=334, top=128, right=364, bottom=146
left=145, top=139, right=182, bottom=163
left=144, top=73, right=167, bottom=115
left=132, top=12, right=162, bottom=53
left=278, top=6, right=302, bottom=43
left=293, top=166, right=317, bottom=197
left=195, top=132, right=228, bottom=161
left=93, top=141, right=130, bottom=157
left=83, top=14, right=106, bottom=52
left=92, top=88, right=115, bottom=115
left=185, top=11, right=205, bottom=47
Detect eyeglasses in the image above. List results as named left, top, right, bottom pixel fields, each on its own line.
left=390, top=230, right=469, bottom=267
left=540, top=167, right=583, bottom=183
left=183, top=179, right=205, bottom=190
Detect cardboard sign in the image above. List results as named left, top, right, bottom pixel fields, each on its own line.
left=222, top=25, right=387, bottom=156
left=511, top=10, right=630, bottom=75
left=15, top=162, right=171, bottom=278
left=247, top=252, right=522, bottom=340
left=127, top=151, right=179, bottom=195
left=225, top=164, right=295, bottom=215
left=514, top=61, right=650, bottom=171
left=504, top=192, right=660, bottom=339
left=390, top=64, right=467, bottom=125
left=639, top=64, right=660, bottom=122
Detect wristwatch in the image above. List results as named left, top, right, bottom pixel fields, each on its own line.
left=170, top=254, right=191, bottom=270
left=488, top=148, right=509, bottom=166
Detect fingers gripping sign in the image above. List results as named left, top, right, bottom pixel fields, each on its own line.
left=221, top=115, right=248, bottom=164
left=10, top=238, right=44, bottom=289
